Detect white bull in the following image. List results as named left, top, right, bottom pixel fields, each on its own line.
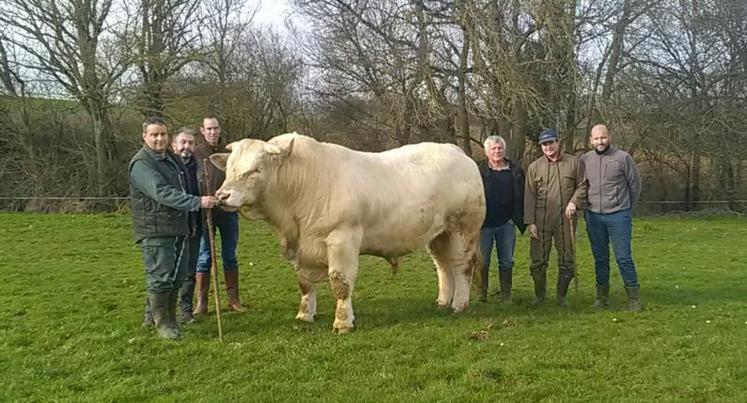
left=211, top=133, right=485, bottom=333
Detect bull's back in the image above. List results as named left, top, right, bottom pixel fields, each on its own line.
left=344, top=143, right=484, bottom=257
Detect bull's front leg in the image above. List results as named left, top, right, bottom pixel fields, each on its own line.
left=326, top=229, right=362, bottom=334
left=295, top=272, right=318, bottom=322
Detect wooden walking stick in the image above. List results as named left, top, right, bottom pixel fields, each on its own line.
left=203, top=158, right=224, bottom=342
left=569, top=214, right=580, bottom=297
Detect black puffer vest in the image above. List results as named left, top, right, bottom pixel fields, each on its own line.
left=129, top=147, right=189, bottom=241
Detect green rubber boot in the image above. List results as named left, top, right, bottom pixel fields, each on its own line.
left=148, top=292, right=179, bottom=340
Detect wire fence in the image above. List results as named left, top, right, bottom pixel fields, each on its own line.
left=0, top=196, right=131, bottom=213
left=1, top=196, right=746, bottom=215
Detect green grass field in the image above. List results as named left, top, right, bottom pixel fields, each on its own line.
left=1, top=213, right=745, bottom=402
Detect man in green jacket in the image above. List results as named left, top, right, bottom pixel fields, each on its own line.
left=129, top=117, right=217, bottom=339
left=524, top=129, right=587, bottom=306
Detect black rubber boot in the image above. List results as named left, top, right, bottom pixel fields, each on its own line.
left=530, top=270, right=546, bottom=306
left=557, top=274, right=573, bottom=307
left=625, top=286, right=641, bottom=312
left=479, top=264, right=489, bottom=302
left=592, top=285, right=610, bottom=308
left=498, top=270, right=512, bottom=303
left=179, top=277, right=196, bottom=324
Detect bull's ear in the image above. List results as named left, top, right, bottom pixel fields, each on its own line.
left=210, top=153, right=230, bottom=171
left=264, top=143, right=282, bottom=154
left=225, top=142, right=236, bottom=151
left=265, top=138, right=294, bottom=159
left=283, top=138, right=295, bottom=158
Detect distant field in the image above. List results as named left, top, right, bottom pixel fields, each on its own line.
left=1, top=213, right=745, bottom=402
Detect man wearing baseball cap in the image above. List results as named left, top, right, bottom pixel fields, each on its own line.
left=524, top=129, right=587, bottom=306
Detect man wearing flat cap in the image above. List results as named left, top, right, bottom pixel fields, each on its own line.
left=524, top=129, right=587, bottom=306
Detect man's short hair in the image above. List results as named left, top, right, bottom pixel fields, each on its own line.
left=143, top=116, right=167, bottom=132
left=201, top=116, right=220, bottom=127
left=175, top=127, right=195, bottom=138
left=484, top=135, right=506, bottom=150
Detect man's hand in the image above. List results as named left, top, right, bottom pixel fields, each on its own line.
left=200, top=196, right=218, bottom=209
left=565, top=202, right=577, bottom=220
left=528, top=224, right=539, bottom=239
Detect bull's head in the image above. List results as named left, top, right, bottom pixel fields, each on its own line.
left=210, top=137, right=294, bottom=219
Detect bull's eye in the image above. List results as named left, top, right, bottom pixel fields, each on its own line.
left=240, top=168, right=259, bottom=180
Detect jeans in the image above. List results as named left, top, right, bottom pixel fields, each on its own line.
left=585, top=209, right=639, bottom=287
left=197, top=209, right=239, bottom=273
left=480, top=221, right=516, bottom=275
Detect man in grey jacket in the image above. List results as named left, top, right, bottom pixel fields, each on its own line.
left=580, top=124, right=642, bottom=311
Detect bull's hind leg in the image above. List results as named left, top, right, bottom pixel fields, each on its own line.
left=326, top=229, right=362, bottom=334
left=427, top=232, right=456, bottom=309
left=295, top=272, right=318, bottom=322
left=428, top=231, right=474, bottom=313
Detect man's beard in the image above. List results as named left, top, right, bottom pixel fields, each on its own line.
left=180, top=151, right=192, bottom=162
left=594, top=144, right=610, bottom=154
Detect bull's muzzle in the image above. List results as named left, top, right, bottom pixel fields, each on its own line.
left=215, top=189, right=230, bottom=203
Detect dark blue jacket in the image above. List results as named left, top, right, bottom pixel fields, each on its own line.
left=478, top=158, right=527, bottom=234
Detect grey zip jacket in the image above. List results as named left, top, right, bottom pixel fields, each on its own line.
left=580, top=146, right=641, bottom=214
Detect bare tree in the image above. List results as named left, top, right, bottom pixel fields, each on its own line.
left=0, top=0, right=129, bottom=196
left=127, top=0, right=203, bottom=116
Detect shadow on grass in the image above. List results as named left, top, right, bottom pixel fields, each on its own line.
left=129, top=281, right=747, bottom=340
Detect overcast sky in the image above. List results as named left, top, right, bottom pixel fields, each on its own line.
left=250, top=0, right=292, bottom=30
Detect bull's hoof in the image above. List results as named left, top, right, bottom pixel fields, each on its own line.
left=295, top=312, right=315, bottom=322
left=451, top=302, right=468, bottom=313
left=435, top=299, right=450, bottom=310
left=332, top=317, right=355, bottom=334
left=333, top=326, right=355, bottom=335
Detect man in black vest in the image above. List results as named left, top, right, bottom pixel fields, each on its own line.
left=129, top=117, right=217, bottom=339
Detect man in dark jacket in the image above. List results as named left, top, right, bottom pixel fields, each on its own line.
left=581, top=124, right=642, bottom=311
left=130, top=117, right=216, bottom=339
left=478, top=135, right=526, bottom=303
left=171, top=128, right=203, bottom=323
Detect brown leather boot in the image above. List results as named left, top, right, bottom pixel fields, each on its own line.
left=193, top=272, right=210, bottom=316
left=224, top=270, right=247, bottom=312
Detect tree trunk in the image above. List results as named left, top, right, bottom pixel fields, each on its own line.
left=457, top=21, right=471, bottom=153
left=511, top=103, right=528, bottom=163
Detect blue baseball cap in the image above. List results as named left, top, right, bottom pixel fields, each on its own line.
left=538, top=129, right=559, bottom=144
